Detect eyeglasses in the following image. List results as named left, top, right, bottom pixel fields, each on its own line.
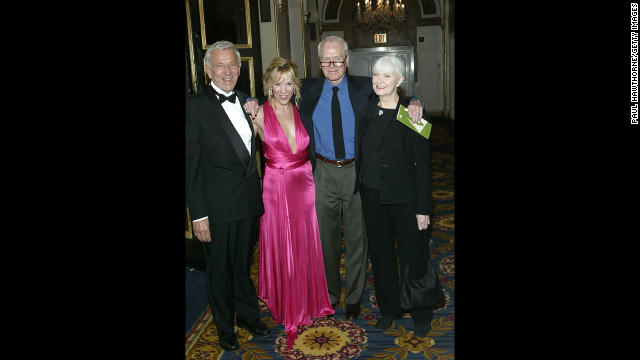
left=320, top=60, right=346, bottom=67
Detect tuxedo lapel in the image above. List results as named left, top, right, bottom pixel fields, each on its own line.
left=203, top=86, right=251, bottom=169
left=236, top=91, right=259, bottom=176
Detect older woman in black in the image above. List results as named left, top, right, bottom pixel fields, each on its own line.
left=355, top=55, right=445, bottom=338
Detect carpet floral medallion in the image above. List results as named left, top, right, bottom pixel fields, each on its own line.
left=186, top=124, right=455, bottom=360
left=275, top=318, right=367, bottom=359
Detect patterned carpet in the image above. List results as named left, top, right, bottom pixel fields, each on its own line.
left=186, top=122, right=455, bottom=359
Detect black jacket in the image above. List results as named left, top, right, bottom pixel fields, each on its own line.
left=185, top=85, right=264, bottom=224
left=355, top=97, right=432, bottom=215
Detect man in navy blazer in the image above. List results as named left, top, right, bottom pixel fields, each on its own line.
left=185, top=41, right=269, bottom=351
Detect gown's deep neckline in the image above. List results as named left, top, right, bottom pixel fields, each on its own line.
left=269, top=101, right=297, bottom=154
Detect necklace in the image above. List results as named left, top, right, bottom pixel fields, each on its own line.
left=378, top=97, right=398, bottom=115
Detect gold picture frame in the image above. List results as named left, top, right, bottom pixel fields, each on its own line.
left=199, top=0, right=252, bottom=50
left=186, top=0, right=197, bottom=92
left=185, top=205, right=193, bottom=239
left=241, top=57, right=255, bottom=97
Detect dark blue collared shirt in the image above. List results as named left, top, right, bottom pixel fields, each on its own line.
left=312, top=77, right=355, bottom=161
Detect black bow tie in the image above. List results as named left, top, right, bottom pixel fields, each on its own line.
left=216, top=91, right=236, bottom=104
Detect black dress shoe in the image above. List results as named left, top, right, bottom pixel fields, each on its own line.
left=374, top=315, right=396, bottom=330
left=218, top=332, right=239, bottom=351
left=345, top=303, right=361, bottom=320
left=236, top=318, right=270, bottom=337
left=413, top=322, right=432, bottom=338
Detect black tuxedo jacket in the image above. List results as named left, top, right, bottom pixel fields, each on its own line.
left=355, top=97, right=432, bottom=215
left=185, top=85, right=264, bottom=224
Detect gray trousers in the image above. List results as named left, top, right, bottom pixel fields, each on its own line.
left=314, top=160, right=368, bottom=305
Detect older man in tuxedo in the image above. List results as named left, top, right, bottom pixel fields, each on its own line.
left=185, top=40, right=269, bottom=351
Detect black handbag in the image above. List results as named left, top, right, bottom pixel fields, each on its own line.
left=399, top=256, right=446, bottom=310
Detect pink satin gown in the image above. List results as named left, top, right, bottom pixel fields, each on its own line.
left=257, top=101, right=334, bottom=349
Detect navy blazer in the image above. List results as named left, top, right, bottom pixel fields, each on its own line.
left=185, top=85, right=264, bottom=224
left=355, top=97, right=432, bottom=215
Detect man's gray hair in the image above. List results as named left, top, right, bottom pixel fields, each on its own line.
left=318, top=36, right=349, bottom=59
left=204, top=41, right=242, bottom=66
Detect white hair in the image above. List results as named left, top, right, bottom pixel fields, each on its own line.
left=372, top=55, right=405, bottom=79
left=204, top=41, right=242, bottom=66
left=318, top=36, right=349, bottom=59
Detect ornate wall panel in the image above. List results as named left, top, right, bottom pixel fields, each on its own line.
left=199, top=0, right=252, bottom=49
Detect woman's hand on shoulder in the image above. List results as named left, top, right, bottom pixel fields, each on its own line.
left=243, top=98, right=260, bottom=119
left=252, top=106, right=265, bottom=140
left=407, top=100, right=424, bottom=124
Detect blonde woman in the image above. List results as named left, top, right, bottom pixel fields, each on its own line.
left=251, top=57, right=334, bottom=349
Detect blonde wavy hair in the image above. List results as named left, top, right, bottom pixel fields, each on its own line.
left=262, top=57, right=302, bottom=107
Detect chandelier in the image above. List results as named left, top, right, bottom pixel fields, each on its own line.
left=356, top=0, right=406, bottom=33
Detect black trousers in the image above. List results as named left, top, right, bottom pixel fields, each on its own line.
left=360, top=185, right=432, bottom=324
left=203, top=216, right=261, bottom=334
